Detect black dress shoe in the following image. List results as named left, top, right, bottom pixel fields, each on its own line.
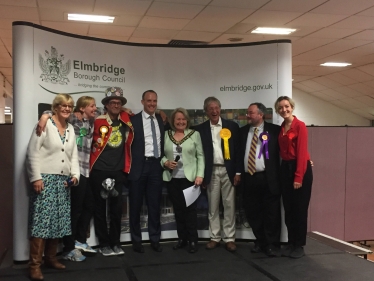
left=133, top=243, right=145, bottom=253
left=250, top=243, right=263, bottom=253
left=151, top=242, right=163, bottom=252
left=265, top=246, right=279, bottom=257
left=173, top=240, right=187, bottom=250
left=188, top=242, right=197, bottom=253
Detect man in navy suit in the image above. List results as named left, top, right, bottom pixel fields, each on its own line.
left=194, top=97, right=241, bottom=252
left=240, top=102, right=281, bottom=257
left=128, top=90, right=165, bottom=253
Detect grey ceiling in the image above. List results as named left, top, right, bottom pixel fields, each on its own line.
left=1, top=0, right=374, bottom=119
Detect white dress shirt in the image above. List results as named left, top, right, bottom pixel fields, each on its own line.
left=210, top=117, right=224, bottom=165
left=142, top=110, right=161, bottom=157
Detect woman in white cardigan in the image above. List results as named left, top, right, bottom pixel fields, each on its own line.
left=26, top=94, right=80, bottom=281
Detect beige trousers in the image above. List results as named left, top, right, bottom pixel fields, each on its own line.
left=207, top=166, right=236, bottom=243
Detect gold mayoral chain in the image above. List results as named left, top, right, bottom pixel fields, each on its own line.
left=168, top=130, right=195, bottom=153
left=220, top=128, right=231, bottom=160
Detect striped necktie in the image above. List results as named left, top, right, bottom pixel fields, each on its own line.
left=248, top=128, right=258, bottom=175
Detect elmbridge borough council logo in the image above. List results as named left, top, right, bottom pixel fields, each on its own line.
left=39, top=46, right=71, bottom=84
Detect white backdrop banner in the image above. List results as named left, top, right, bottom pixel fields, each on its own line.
left=13, top=22, right=291, bottom=261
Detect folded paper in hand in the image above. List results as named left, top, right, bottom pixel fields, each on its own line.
left=183, top=185, right=201, bottom=207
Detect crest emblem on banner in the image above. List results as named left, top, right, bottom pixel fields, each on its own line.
left=39, top=46, right=71, bottom=85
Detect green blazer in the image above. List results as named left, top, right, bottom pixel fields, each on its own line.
left=161, top=129, right=205, bottom=182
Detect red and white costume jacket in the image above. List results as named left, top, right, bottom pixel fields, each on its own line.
left=90, top=112, right=134, bottom=173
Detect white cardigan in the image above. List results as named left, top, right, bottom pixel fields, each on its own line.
left=26, top=119, right=80, bottom=184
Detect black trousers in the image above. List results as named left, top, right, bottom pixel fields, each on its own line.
left=167, top=178, right=198, bottom=243
left=243, top=172, right=281, bottom=248
left=90, top=169, right=125, bottom=248
left=129, top=158, right=163, bottom=244
left=63, top=175, right=94, bottom=252
left=280, top=160, right=313, bottom=247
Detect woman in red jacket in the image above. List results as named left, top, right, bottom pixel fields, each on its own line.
left=275, top=96, right=313, bottom=259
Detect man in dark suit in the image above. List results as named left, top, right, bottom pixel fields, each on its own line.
left=128, top=90, right=165, bottom=253
left=194, top=97, right=241, bottom=252
left=240, top=102, right=281, bottom=257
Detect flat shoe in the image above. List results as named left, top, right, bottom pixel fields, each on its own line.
left=281, top=245, right=294, bottom=257
left=290, top=247, right=305, bottom=259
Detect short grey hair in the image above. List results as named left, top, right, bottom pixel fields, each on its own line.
left=203, top=96, right=221, bottom=112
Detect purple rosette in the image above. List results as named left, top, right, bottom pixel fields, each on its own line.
left=258, top=131, right=269, bottom=159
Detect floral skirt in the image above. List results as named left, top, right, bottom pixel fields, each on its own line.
left=29, top=174, right=71, bottom=238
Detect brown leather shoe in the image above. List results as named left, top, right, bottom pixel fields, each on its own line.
left=205, top=240, right=220, bottom=249
left=225, top=241, right=237, bottom=252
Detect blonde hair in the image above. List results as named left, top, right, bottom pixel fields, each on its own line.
left=274, top=96, right=295, bottom=113
left=169, top=107, right=190, bottom=131
left=52, top=94, right=74, bottom=113
left=74, top=96, right=95, bottom=113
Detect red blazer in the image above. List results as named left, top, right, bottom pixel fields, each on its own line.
left=279, top=116, right=310, bottom=183
left=90, top=112, right=134, bottom=173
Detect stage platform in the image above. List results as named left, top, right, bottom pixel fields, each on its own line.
left=1, top=235, right=374, bottom=281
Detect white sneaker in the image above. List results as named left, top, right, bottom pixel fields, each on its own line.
left=75, top=241, right=97, bottom=253
left=62, top=249, right=86, bottom=262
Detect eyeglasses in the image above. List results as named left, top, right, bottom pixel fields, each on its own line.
left=108, top=101, right=122, bottom=106
left=59, top=104, right=73, bottom=109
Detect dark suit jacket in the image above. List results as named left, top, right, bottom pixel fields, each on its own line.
left=194, top=118, right=241, bottom=186
left=240, top=121, right=281, bottom=195
left=128, top=111, right=165, bottom=181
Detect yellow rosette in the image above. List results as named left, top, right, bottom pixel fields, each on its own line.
left=99, top=125, right=109, bottom=147
left=220, top=128, right=231, bottom=160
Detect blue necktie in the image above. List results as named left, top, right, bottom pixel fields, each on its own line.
left=150, top=116, right=159, bottom=158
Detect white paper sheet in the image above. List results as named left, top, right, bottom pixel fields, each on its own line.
left=183, top=185, right=201, bottom=207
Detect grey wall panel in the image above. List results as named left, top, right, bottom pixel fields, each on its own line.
left=345, top=128, right=374, bottom=241
left=309, top=127, right=346, bottom=240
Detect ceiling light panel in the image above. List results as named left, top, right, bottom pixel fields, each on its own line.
left=68, top=13, right=114, bottom=23
left=320, top=62, right=352, bottom=67
left=251, top=27, right=296, bottom=35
